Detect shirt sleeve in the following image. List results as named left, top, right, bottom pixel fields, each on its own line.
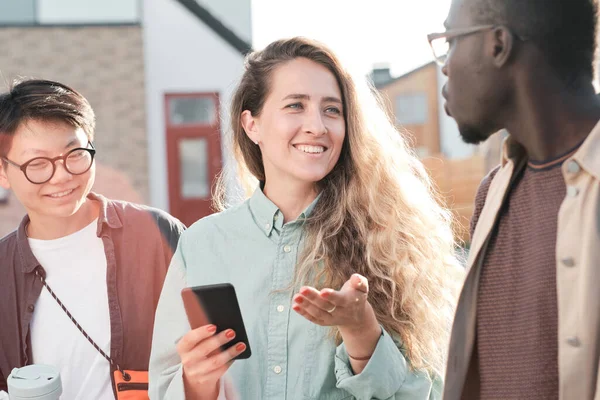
left=148, top=236, right=190, bottom=400
left=334, top=327, right=441, bottom=399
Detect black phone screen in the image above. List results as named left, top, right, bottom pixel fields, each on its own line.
left=181, top=283, right=252, bottom=359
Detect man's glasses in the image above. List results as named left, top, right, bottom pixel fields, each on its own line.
left=1, top=142, right=96, bottom=184
left=427, top=25, right=526, bottom=66
left=427, top=25, right=496, bottom=66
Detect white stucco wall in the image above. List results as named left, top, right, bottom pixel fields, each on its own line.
left=197, top=0, right=252, bottom=43
left=143, top=0, right=248, bottom=211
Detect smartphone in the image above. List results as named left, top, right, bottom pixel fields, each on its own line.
left=181, top=283, right=252, bottom=359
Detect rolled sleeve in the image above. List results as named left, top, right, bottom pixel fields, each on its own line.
left=335, top=328, right=439, bottom=399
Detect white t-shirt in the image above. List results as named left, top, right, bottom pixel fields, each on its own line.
left=28, top=219, right=114, bottom=400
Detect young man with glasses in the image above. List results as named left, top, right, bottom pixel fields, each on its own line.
left=427, top=0, right=600, bottom=399
left=0, top=79, right=185, bottom=399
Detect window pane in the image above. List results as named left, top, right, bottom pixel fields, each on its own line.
left=169, top=97, right=216, bottom=125
left=179, top=138, right=209, bottom=199
left=395, top=93, right=428, bottom=125
left=37, top=0, right=139, bottom=24
left=0, top=0, right=35, bottom=24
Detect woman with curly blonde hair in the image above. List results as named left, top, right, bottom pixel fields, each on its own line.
left=149, top=37, right=462, bottom=400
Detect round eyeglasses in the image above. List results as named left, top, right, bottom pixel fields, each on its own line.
left=1, top=142, right=96, bottom=184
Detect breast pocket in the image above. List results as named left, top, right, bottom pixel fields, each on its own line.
left=302, top=324, right=354, bottom=400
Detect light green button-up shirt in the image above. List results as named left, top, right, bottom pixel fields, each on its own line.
left=149, top=188, right=441, bottom=400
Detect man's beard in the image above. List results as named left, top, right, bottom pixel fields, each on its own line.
left=458, top=123, right=495, bottom=145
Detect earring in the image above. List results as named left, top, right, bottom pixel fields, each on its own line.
left=254, top=140, right=259, bottom=145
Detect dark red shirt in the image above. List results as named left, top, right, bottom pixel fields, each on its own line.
left=0, top=193, right=185, bottom=394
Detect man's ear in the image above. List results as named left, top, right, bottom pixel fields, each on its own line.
left=490, top=26, right=515, bottom=68
left=241, top=110, right=260, bottom=144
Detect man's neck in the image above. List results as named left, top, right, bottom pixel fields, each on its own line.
left=505, top=75, right=600, bottom=161
left=27, top=199, right=100, bottom=240
left=263, top=179, right=318, bottom=224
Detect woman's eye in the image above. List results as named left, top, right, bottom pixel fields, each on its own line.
left=286, top=103, right=303, bottom=110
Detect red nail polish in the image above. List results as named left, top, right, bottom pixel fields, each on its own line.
left=236, top=343, right=246, bottom=352
left=296, top=297, right=304, bottom=304
left=207, top=325, right=217, bottom=333
left=226, top=329, right=236, bottom=339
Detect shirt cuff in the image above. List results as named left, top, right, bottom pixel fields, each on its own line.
left=334, top=327, right=408, bottom=399
left=155, top=364, right=186, bottom=400
left=217, top=375, right=241, bottom=400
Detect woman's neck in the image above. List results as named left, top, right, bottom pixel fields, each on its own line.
left=263, top=180, right=318, bottom=223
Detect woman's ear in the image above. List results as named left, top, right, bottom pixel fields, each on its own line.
left=241, top=110, right=260, bottom=145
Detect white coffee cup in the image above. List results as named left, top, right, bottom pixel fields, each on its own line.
left=7, top=365, right=62, bottom=400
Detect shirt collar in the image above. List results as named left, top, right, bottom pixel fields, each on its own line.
left=500, top=134, right=528, bottom=167
left=16, top=215, right=39, bottom=274
left=17, top=192, right=121, bottom=273
left=88, top=192, right=123, bottom=234
left=500, top=118, right=600, bottom=181
left=571, top=118, right=600, bottom=181
left=248, top=185, right=321, bottom=237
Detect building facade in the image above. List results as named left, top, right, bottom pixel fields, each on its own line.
left=0, top=0, right=252, bottom=235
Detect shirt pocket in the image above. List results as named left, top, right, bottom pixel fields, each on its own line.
left=302, top=324, right=353, bottom=400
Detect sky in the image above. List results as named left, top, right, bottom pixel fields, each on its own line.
left=251, top=0, right=452, bottom=79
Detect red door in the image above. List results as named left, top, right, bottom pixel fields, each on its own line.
left=165, top=93, right=222, bottom=227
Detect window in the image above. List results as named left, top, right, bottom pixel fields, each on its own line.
left=395, top=93, right=428, bottom=125
left=179, top=138, right=210, bottom=199
left=0, top=0, right=139, bottom=25
left=0, top=0, right=35, bottom=24
left=169, top=97, right=217, bottom=126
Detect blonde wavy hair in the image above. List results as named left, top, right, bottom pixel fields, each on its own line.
left=215, top=37, right=463, bottom=376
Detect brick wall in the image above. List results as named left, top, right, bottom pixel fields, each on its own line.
left=0, top=25, right=148, bottom=237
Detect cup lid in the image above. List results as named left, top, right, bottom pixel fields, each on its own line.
left=7, top=365, right=62, bottom=398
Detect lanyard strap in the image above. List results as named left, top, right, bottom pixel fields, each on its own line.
left=34, top=269, right=130, bottom=381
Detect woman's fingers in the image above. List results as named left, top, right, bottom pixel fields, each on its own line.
left=187, top=342, right=247, bottom=379
left=295, top=286, right=336, bottom=311
left=177, top=324, right=217, bottom=354
left=350, top=273, right=369, bottom=294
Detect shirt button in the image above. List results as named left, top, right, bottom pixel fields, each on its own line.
left=265, top=223, right=271, bottom=230
left=283, top=245, right=291, bottom=253
left=567, top=186, right=579, bottom=197
left=561, top=257, right=576, bottom=267
left=567, top=160, right=581, bottom=174
left=27, top=304, right=35, bottom=312
left=276, top=305, right=285, bottom=312
left=273, top=365, right=282, bottom=374
left=567, top=337, right=581, bottom=347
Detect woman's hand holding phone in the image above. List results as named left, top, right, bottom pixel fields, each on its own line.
left=177, top=324, right=247, bottom=400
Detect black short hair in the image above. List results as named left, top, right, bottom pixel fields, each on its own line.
left=472, top=0, right=599, bottom=83
left=0, top=79, right=95, bottom=157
